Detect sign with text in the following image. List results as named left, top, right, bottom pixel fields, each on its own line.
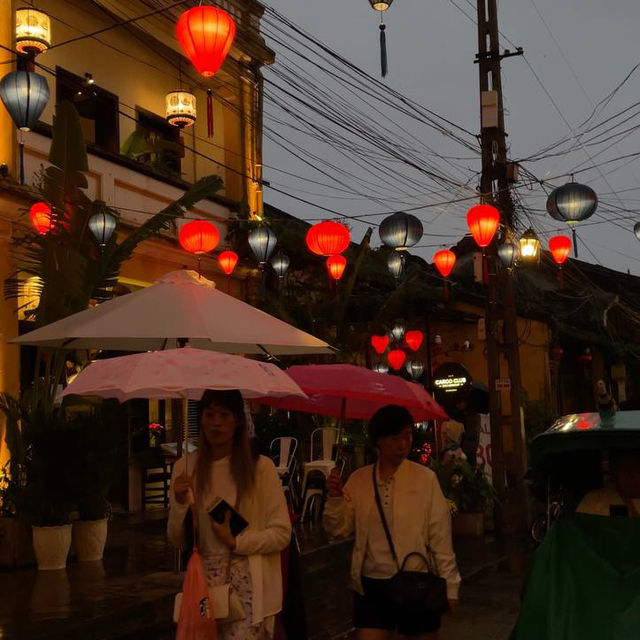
left=432, top=362, right=473, bottom=405
left=495, top=378, right=511, bottom=391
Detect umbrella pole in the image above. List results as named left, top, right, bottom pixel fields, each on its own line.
left=336, top=397, right=346, bottom=459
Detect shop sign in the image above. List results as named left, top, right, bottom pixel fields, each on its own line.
left=432, top=362, right=473, bottom=404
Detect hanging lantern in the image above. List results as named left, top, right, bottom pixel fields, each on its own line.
left=218, top=249, right=238, bottom=275
left=518, top=228, right=541, bottom=263
left=88, top=208, right=117, bottom=248
left=545, top=192, right=564, bottom=222
left=405, top=330, right=424, bottom=352
left=16, top=8, right=51, bottom=55
left=271, top=251, right=290, bottom=279
left=372, top=363, right=389, bottom=374
left=387, top=252, right=404, bottom=279
left=634, top=222, right=640, bottom=241
left=433, top=250, right=456, bottom=278
left=467, top=204, right=500, bottom=249
left=369, top=0, right=393, bottom=9
left=387, top=349, right=406, bottom=371
left=497, top=242, right=517, bottom=270
left=179, top=220, right=220, bottom=255
left=379, top=212, right=423, bottom=251
left=371, top=334, right=390, bottom=354
left=306, top=221, right=350, bottom=256
left=406, top=360, right=425, bottom=380
left=390, top=321, right=405, bottom=343
left=165, top=91, right=196, bottom=128
left=368, top=0, right=394, bottom=77
left=0, top=70, right=49, bottom=132
left=548, top=235, right=571, bottom=266
left=176, top=6, right=236, bottom=78
left=248, top=226, right=277, bottom=264
left=326, top=254, right=347, bottom=281
left=29, top=201, right=52, bottom=235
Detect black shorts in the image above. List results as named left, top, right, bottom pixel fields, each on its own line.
left=354, top=576, right=442, bottom=636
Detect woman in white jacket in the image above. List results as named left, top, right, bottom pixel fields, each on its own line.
left=324, top=404, right=460, bottom=640
left=168, top=389, right=291, bottom=639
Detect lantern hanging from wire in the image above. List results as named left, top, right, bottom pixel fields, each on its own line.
left=88, top=208, right=117, bottom=249
left=387, top=349, right=406, bottom=371
left=368, top=0, right=394, bottom=77
left=545, top=192, right=564, bottom=222
left=16, top=8, right=51, bottom=55
left=405, top=330, right=424, bottom=352
left=547, top=180, right=597, bottom=257
left=326, top=254, right=347, bottom=281
left=29, top=201, right=53, bottom=235
left=271, top=251, right=290, bottom=279
left=433, top=249, right=456, bottom=298
left=218, top=249, right=238, bottom=275
left=518, top=228, right=541, bottom=264
left=406, top=360, right=425, bottom=381
left=165, top=91, right=196, bottom=128
left=548, top=235, right=571, bottom=286
left=379, top=211, right=423, bottom=251
left=634, top=222, right=640, bottom=241
left=387, top=252, right=404, bottom=279
left=390, top=320, right=405, bottom=343
left=371, top=334, right=390, bottom=354
left=372, top=363, right=389, bottom=375
left=248, top=226, right=277, bottom=265
left=0, top=70, right=49, bottom=132
left=467, top=204, right=500, bottom=249
left=497, top=242, right=517, bottom=271
left=179, top=219, right=220, bottom=276
left=306, top=221, right=350, bottom=256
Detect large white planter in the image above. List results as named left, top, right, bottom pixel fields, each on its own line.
left=72, top=519, right=108, bottom=561
left=32, top=524, right=72, bottom=570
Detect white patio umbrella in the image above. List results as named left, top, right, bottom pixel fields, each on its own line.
left=12, top=270, right=333, bottom=356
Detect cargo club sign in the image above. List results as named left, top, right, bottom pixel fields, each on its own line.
left=432, top=362, right=472, bottom=404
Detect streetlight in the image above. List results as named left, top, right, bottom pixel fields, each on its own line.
left=518, top=228, right=540, bottom=264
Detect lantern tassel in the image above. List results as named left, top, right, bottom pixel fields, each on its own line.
left=443, top=280, right=449, bottom=300
left=379, top=24, right=388, bottom=78
left=558, top=266, right=564, bottom=288
left=206, top=89, right=214, bottom=138
left=19, top=141, right=25, bottom=186
left=572, top=228, right=578, bottom=257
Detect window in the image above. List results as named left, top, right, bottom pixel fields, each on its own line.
left=56, top=67, right=119, bottom=153
left=134, top=108, right=183, bottom=178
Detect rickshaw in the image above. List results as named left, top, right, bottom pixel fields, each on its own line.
left=511, top=411, right=640, bottom=640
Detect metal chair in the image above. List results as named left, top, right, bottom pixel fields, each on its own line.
left=310, top=427, right=338, bottom=461
left=270, top=437, right=298, bottom=478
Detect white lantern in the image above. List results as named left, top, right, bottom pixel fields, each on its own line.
left=16, top=8, right=51, bottom=55
left=166, top=91, right=197, bottom=128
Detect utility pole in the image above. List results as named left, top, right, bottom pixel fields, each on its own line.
left=475, top=0, right=527, bottom=533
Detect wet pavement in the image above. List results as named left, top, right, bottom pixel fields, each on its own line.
left=0, top=512, right=530, bottom=639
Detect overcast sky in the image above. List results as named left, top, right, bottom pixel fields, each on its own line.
left=259, top=0, right=640, bottom=276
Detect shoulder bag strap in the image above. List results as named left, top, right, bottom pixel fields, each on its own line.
left=372, top=464, right=400, bottom=570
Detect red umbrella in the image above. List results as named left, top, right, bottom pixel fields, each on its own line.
left=252, top=364, right=447, bottom=421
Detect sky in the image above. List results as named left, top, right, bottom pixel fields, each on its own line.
left=258, top=0, right=640, bottom=275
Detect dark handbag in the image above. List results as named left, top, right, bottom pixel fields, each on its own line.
left=372, top=465, right=449, bottom=615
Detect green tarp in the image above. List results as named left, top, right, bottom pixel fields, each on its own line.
left=511, top=514, right=640, bottom=639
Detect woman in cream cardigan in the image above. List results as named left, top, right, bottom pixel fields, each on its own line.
left=168, top=389, right=291, bottom=639
left=324, top=404, right=460, bottom=640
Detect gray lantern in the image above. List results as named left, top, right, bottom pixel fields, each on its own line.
left=248, top=226, right=277, bottom=264
left=271, top=251, right=290, bottom=278
left=390, top=321, right=405, bottom=343
left=387, top=252, right=404, bottom=278
left=548, top=181, right=598, bottom=226
left=372, top=363, right=389, bottom=374
left=406, top=360, right=425, bottom=380
left=545, top=193, right=564, bottom=222
left=0, top=70, right=49, bottom=131
left=634, top=222, right=640, bottom=241
left=497, top=242, right=517, bottom=270
left=88, top=208, right=117, bottom=248
left=379, top=212, right=423, bottom=251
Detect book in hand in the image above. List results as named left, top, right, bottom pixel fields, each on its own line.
left=208, top=498, right=249, bottom=537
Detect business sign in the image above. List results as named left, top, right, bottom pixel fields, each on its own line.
left=432, top=362, right=473, bottom=404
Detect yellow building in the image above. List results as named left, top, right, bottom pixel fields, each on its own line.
left=0, top=0, right=272, bottom=472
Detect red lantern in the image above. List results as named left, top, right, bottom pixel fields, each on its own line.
left=326, top=254, right=347, bottom=281
left=371, top=334, right=390, bottom=354
left=405, top=330, right=424, bottom=352
left=176, top=6, right=236, bottom=78
left=433, top=250, right=456, bottom=277
left=387, top=349, right=406, bottom=371
left=306, top=221, right=350, bottom=256
left=178, top=220, right=220, bottom=254
left=30, top=201, right=52, bottom=235
left=548, top=235, right=571, bottom=265
left=467, top=204, right=500, bottom=248
left=218, top=249, right=238, bottom=275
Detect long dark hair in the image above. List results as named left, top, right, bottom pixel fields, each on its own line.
left=193, top=389, right=256, bottom=504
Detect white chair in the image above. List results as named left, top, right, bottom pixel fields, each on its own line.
left=300, top=455, right=346, bottom=524
left=310, top=427, right=338, bottom=461
left=269, top=437, right=298, bottom=478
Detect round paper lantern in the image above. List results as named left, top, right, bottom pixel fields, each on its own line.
left=371, top=334, right=390, bottom=354
left=406, top=360, right=425, bottom=380
left=88, top=209, right=117, bottom=248
left=497, top=242, right=517, bottom=269
left=326, top=254, right=347, bottom=281
left=179, top=220, right=220, bottom=254
left=218, top=250, right=238, bottom=275
left=306, top=221, right=350, bottom=256
left=379, top=211, right=423, bottom=251
left=165, top=91, right=196, bottom=128
left=248, top=226, right=277, bottom=264
left=271, top=251, right=290, bottom=278
left=390, top=321, right=405, bottom=343
left=548, top=235, right=571, bottom=265
left=387, top=252, right=404, bottom=278
left=0, top=70, right=49, bottom=131
left=30, top=201, right=52, bottom=235
left=467, top=204, right=500, bottom=248
left=546, top=192, right=564, bottom=222
left=433, top=249, right=456, bottom=278
left=16, top=8, right=51, bottom=55
left=548, top=181, right=597, bottom=226
left=372, top=363, right=389, bottom=374
left=387, top=349, right=406, bottom=371
left=176, top=6, right=236, bottom=78
left=369, top=0, right=394, bottom=10
left=405, top=330, right=424, bottom=352
left=634, top=222, right=640, bottom=241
